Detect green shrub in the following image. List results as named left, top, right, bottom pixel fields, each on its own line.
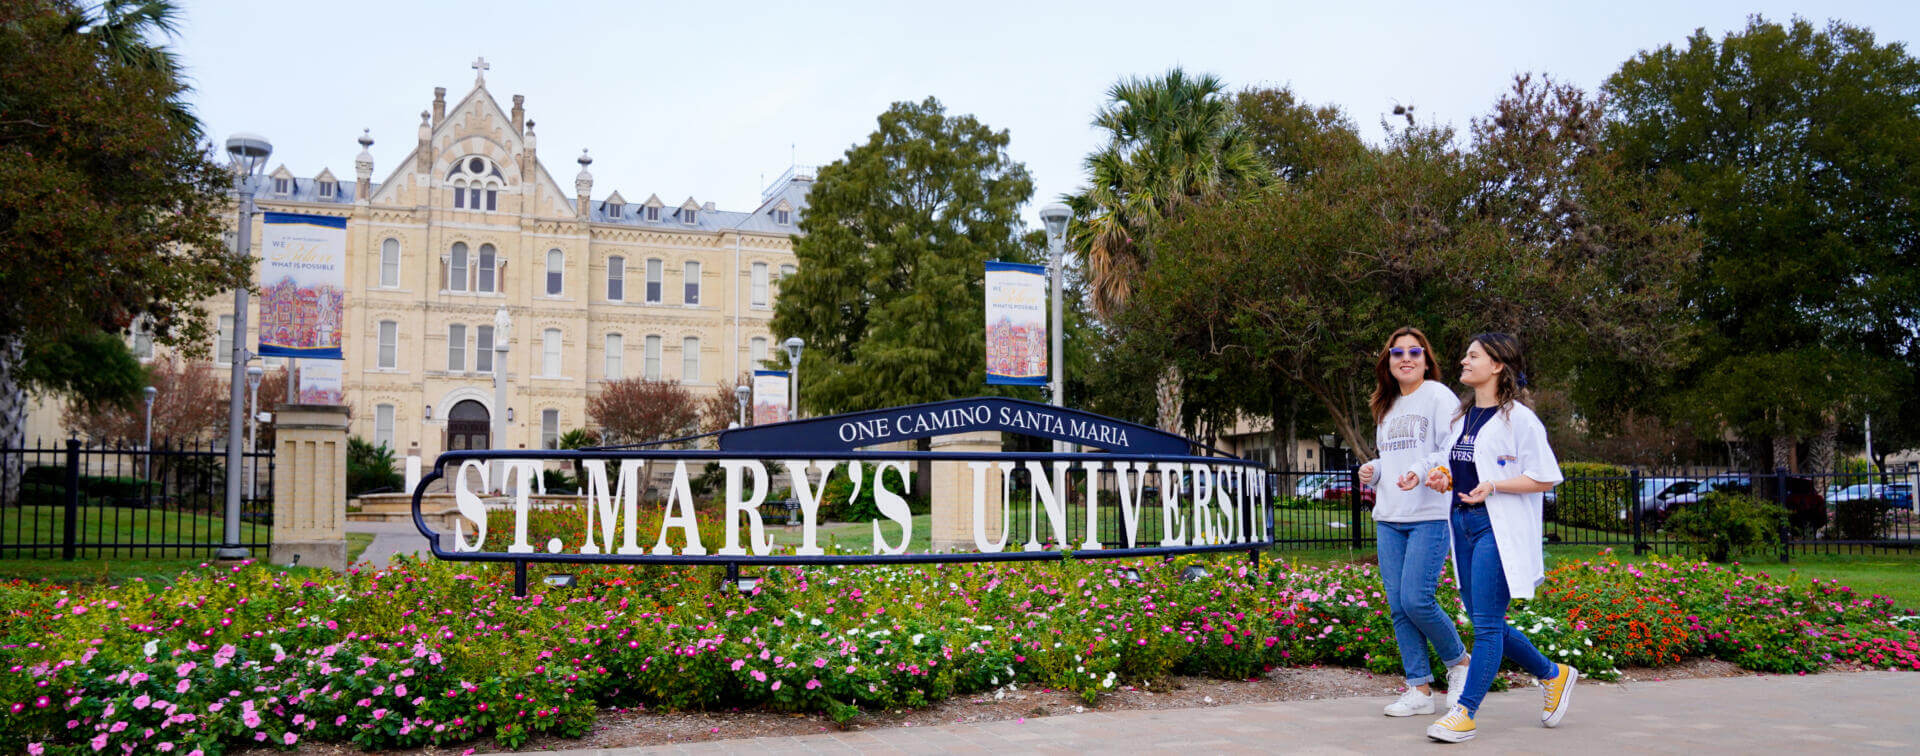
left=1551, top=462, right=1630, bottom=533
left=819, top=462, right=923, bottom=522
left=80, top=475, right=153, bottom=500
left=1273, top=494, right=1342, bottom=511
left=21, top=465, right=63, bottom=487
left=347, top=437, right=403, bottom=496
left=1834, top=498, right=1891, bottom=541
left=540, top=468, right=578, bottom=494
left=1664, top=492, right=1786, bottom=562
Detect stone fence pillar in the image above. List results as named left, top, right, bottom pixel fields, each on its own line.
left=269, top=404, right=349, bottom=571
left=930, top=431, right=1002, bottom=552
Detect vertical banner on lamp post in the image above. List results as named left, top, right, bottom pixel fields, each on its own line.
left=296, top=360, right=343, bottom=405
left=752, top=370, right=790, bottom=425
left=257, top=212, right=347, bottom=360
left=984, top=261, right=1048, bottom=386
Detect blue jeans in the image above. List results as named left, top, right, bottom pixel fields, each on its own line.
left=1450, top=506, right=1559, bottom=714
left=1376, top=520, right=1468, bottom=686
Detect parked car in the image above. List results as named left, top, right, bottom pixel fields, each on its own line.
left=1637, top=477, right=1703, bottom=514
left=1647, top=474, right=1825, bottom=533
left=1828, top=482, right=1915, bottom=511
left=1319, top=473, right=1376, bottom=507
left=1294, top=473, right=1337, bottom=498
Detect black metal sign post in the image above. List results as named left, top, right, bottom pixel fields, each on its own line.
left=411, top=399, right=1274, bottom=596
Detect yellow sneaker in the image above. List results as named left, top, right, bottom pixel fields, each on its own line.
left=1426, top=704, right=1476, bottom=743
left=1542, top=663, right=1579, bottom=727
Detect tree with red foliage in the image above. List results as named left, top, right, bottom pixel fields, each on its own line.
left=586, top=378, right=700, bottom=447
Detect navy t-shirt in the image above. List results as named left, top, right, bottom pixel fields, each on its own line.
left=1450, top=406, right=1499, bottom=506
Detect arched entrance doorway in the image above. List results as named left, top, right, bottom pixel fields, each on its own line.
left=446, top=400, right=490, bottom=451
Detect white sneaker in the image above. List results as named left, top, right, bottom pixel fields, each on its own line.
left=1444, top=662, right=1470, bottom=709
left=1384, top=687, right=1435, bottom=717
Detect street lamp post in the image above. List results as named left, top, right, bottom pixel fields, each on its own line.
left=735, top=384, right=751, bottom=427
left=142, top=386, right=156, bottom=482
left=246, top=365, right=264, bottom=501
left=1038, top=203, right=1072, bottom=454
left=219, top=133, right=271, bottom=561
left=783, top=337, right=805, bottom=422
left=492, top=307, right=513, bottom=492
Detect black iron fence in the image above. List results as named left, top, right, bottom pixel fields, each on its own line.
left=1264, top=462, right=1920, bottom=559
left=0, top=439, right=274, bottom=560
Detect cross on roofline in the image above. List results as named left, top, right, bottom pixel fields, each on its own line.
left=472, top=56, right=489, bottom=85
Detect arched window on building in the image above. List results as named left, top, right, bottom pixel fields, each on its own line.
left=644, top=335, right=662, bottom=380
left=605, top=333, right=623, bottom=380
left=375, top=404, right=395, bottom=450
left=380, top=239, right=400, bottom=288
left=684, top=261, right=701, bottom=304
left=541, top=409, right=561, bottom=449
left=682, top=337, right=700, bottom=382
left=449, top=242, right=469, bottom=292
left=607, top=256, right=625, bottom=301
left=542, top=328, right=562, bottom=377
left=546, top=249, right=564, bottom=296
left=447, top=324, right=466, bottom=372
left=477, top=244, right=496, bottom=293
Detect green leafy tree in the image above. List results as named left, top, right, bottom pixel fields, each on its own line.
left=0, top=0, right=242, bottom=453
left=1604, top=16, right=1920, bottom=471
left=1123, top=76, right=1696, bottom=458
left=771, top=97, right=1034, bottom=413
left=1231, top=86, right=1366, bottom=185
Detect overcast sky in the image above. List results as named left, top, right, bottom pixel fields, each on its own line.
left=174, top=0, right=1918, bottom=229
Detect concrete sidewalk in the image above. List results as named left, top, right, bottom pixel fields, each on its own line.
left=504, top=671, right=1917, bottom=755
left=346, top=520, right=447, bottom=567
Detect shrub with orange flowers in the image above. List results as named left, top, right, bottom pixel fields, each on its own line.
left=1532, top=559, right=1697, bottom=667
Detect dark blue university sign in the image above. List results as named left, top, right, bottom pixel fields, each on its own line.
left=413, top=398, right=1272, bottom=592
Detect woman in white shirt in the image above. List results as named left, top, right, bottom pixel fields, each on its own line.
left=1356, top=327, right=1470, bottom=717
left=1418, top=333, right=1578, bottom=743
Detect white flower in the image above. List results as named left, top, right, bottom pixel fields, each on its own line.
left=143, top=640, right=159, bottom=657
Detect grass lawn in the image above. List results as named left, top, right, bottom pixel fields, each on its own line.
left=1264, top=541, right=1920, bottom=611
left=347, top=532, right=374, bottom=563
left=0, top=505, right=269, bottom=560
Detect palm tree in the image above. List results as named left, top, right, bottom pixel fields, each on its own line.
left=73, top=0, right=201, bottom=137
left=1066, top=68, right=1268, bottom=319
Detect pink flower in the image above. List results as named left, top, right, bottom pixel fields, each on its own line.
left=771, top=680, right=782, bottom=691
left=283, top=733, right=299, bottom=746
left=132, top=695, right=151, bottom=710
left=175, top=679, right=190, bottom=695
left=806, top=679, right=821, bottom=690
left=242, top=711, right=262, bottom=728
left=813, top=658, right=827, bottom=668
left=90, top=733, right=108, bottom=751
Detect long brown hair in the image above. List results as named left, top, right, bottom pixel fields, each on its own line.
left=1369, top=327, right=1445, bottom=425
left=1454, top=332, right=1533, bottom=420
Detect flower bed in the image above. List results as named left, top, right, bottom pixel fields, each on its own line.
left=2, top=538, right=1915, bottom=754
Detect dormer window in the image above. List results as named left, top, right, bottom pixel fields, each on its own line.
left=774, top=208, right=790, bottom=225
left=606, top=201, right=623, bottom=218
left=682, top=207, right=697, bottom=225
left=318, top=181, right=336, bottom=199
left=273, top=178, right=290, bottom=194
left=646, top=205, right=660, bottom=222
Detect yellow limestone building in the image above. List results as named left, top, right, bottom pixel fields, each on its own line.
left=33, top=66, right=810, bottom=459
